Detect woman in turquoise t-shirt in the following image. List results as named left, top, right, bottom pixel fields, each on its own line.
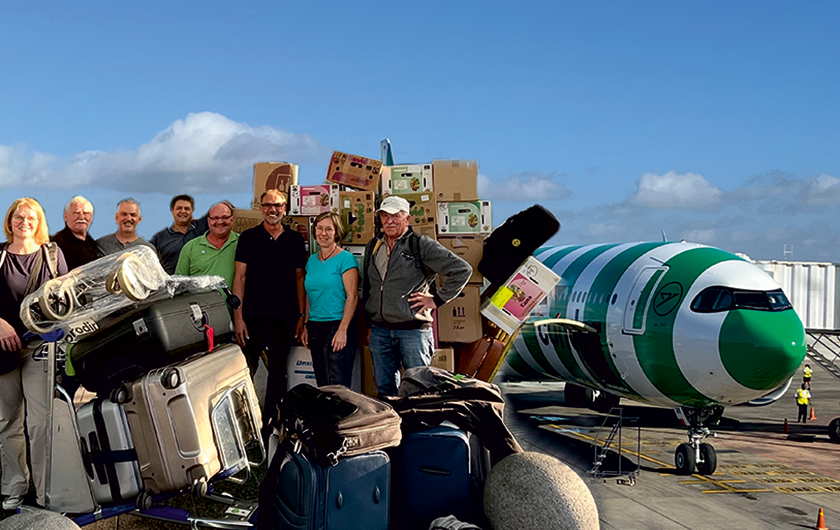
left=301, top=212, right=359, bottom=386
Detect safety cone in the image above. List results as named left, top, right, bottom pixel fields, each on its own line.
left=810, top=406, right=817, bottom=421
left=783, top=418, right=790, bottom=433
left=814, top=507, right=828, bottom=530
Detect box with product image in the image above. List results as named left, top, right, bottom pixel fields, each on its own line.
left=252, top=162, right=299, bottom=209
left=437, top=285, right=483, bottom=343
left=339, top=191, right=375, bottom=245
left=232, top=208, right=264, bottom=234
left=430, top=347, right=455, bottom=372
left=401, top=192, right=437, bottom=227
left=380, top=164, right=433, bottom=196
left=432, top=159, right=478, bottom=202
left=284, top=216, right=313, bottom=254
left=289, top=184, right=340, bottom=216
left=438, top=235, right=484, bottom=285
left=326, top=151, right=383, bottom=192
left=437, top=201, right=492, bottom=235
left=481, top=256, right=561, bottom=335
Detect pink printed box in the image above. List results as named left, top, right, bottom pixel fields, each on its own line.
left=289, top=184, right=340, bottom=216
left=480, top=256, right=561, bottom=335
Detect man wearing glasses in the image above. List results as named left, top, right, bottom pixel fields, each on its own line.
left=175, top=201, right=238, bottom=288
left=233, top=189, right=306, bottom=430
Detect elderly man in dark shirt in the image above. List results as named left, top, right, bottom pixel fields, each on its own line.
left=150, top=194, right=209, bottom=275
left=51, top=196, right=102, bottom=271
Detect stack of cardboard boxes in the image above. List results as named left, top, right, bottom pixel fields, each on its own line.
left=235, top=153, right=495, bottom=395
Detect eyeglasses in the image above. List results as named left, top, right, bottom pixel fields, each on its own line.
left=12, top=215, right=38, bottom=224
left=261, top=203, right=285, bottom=210
left=208, top=215, right=233, bottom=222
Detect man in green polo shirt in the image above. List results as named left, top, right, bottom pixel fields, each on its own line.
left=175, top=201, right=238, bottom=287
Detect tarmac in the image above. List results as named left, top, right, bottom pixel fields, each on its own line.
left=2, top=361, right=839, bottom=529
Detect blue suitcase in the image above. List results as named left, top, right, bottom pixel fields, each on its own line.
left=268, top=450, right=390, bottom=530
left=395, top=426, right=487, bottom=530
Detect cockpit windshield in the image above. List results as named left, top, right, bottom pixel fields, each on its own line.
left=691, top=287, right=793, bottom=313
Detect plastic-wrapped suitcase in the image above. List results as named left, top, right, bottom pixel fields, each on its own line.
left=394, top=426, right=487, bottom=530
left=121, top=343, right=262, bottom=495
left=77, top=396, right=144, bottom=505
left=71, top=290, right=235, bottom=394
left=267, top=449, right=390, bottom=530
left=477, top=204, right=560, bottom=287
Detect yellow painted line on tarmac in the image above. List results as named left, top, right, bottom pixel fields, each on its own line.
left=546, top=424, right=670, bottom=467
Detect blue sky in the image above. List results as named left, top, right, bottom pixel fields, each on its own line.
left=1, top=1, right=838, bottom=261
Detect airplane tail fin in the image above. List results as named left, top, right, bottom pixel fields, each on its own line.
left=380, top=138, right=394, bottom=165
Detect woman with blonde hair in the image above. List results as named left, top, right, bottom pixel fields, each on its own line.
left=0, top=197, right=67, bottom=510
left=301, top=212, right=358, bottom=387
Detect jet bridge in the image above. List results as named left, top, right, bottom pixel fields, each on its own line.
left=806, top=329, right=840, bottom=383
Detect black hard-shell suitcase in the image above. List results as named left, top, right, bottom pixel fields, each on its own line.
left=77, top=396, right=144, bottom=505
left=393, top=426, right=487, bottom=530
left=477, top=204, right=560, bottom=286
left=71, top=290, right=235, bottom=393
left=264, top=449, right=390, bottom=530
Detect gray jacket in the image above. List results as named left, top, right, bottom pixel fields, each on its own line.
left=363, top=228, right=472, bottom=327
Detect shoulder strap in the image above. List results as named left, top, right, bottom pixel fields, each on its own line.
left=44, top=242, right=59, bottom=279
left=0, top=244, right=6, bottom=270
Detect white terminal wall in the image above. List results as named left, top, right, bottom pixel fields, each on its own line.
left=754, top=260, right=840, bottom=330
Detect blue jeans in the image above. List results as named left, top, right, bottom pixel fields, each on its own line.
left=369, top=325, right=434, bottom=397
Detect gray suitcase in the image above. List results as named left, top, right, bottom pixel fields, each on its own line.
left=77, top=396, right=143, bottom=505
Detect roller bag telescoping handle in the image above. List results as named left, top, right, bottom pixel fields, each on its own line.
left=279, top=384, right=402, bottom=466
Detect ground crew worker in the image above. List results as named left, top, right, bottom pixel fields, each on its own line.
left=803, top=364, right=812, bottom=389
left=796, top=383, right=810, bottom=423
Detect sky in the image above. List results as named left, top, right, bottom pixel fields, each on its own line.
left=1, top=1, right=838, bottom=262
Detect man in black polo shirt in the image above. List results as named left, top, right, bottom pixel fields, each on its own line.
left=51, top=195, right=101, bottom=271
left=150, top=194, right=209, bottom=274
left=233, top=189, right=306, bottom=428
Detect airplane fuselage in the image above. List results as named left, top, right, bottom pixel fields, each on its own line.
left=506, top=241, right=807, bottom=409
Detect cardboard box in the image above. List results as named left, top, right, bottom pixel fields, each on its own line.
left=232, top=208, right=263, bottom=233
left=412, top=224, right=437, bottom=240
left=438, top=285, right=483, bottom=343
left=380, top=164, right=433, bottom=195
left=339, top=191, right=375, bottom=245
left=432, top=159, right=478, bottom=202
left=289, top=184, right=340, bottom=216
left=326, top=151, right=383, bottom=192
left=401, top=192, right=437, bottom=226
left=252, top=162, right=299, bottom=209
left=439, top=235, right=484, bottom=284
left=430, top=347, right=455, bottom=372
left=481, top=256, right=561, bottom=335
left=438, top=201, right=492, bottom=235
left=346, top=245, right=366, bottom=281
left=284, top=216, right=313, bottom=253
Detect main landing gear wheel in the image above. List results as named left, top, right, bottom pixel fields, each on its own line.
left=696, top=443, right=717, bottom=475
left=675, top=443, right=696, bottom=475
left=828, top=418, right=840, bottom=444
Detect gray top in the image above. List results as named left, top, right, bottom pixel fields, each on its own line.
left=95, top=233, right=156, bottom=257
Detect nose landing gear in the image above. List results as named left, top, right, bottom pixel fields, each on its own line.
left=673, top=406, right=722, bottom=475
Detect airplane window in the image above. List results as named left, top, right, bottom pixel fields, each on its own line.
left=713, top=290, right=733, bottom=310
left=611, top=294, right=618, bottom=305
left=692, top=287, right=793, bottom=313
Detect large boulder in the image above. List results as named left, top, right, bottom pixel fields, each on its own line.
left=0, top=508, right=81, bottom=530
left=483, top=452, right=599, bottom=530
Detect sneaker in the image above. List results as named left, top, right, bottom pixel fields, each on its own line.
left=2, top=495, right=23, bottom=511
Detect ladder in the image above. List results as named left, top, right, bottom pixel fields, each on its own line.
left=590, top=407, right=640, bottom=486
left=806, top=329, right=840, bottom=383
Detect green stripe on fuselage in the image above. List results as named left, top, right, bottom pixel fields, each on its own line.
left=633, top=247, right=740, bottom=406
left=521, top=322, right=565, bottom=377
left=584, top=242, right=663, bottom=398
left=541, top=245, right=585, bottom=271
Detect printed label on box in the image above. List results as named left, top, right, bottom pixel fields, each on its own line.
left=290, top=185, right=339, bottom=216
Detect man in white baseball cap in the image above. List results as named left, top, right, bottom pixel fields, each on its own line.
left=362, top=195, right=472, bottom=397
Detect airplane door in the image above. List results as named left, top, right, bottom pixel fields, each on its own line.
left=622, top=267, right=666, bottom=334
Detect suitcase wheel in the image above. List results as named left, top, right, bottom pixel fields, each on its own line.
left=136, top=490, right=153, bottom=511
left=110, top=384, right=132, bottom=404
left=39, top=278, right=75, bottom=321
left=160, top=368, right=182, bottom=390
left=190, top=477, right=208, bottom=498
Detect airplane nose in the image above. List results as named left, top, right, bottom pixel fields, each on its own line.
left=718, top=309, right=806, bottom=391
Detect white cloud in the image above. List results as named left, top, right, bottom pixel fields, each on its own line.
left=0, top=112, right=328, bottom=194
left=681, top=229, right=715, bottom=244
left=627, top=171, right=722, bottom=210
left=478, top=172, right=571, bottom=202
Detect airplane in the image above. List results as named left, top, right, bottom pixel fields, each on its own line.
left=501, top=241, right=807, bottom=475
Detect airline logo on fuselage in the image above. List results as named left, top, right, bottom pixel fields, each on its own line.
left=653, top=282, right=683, bottom=316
